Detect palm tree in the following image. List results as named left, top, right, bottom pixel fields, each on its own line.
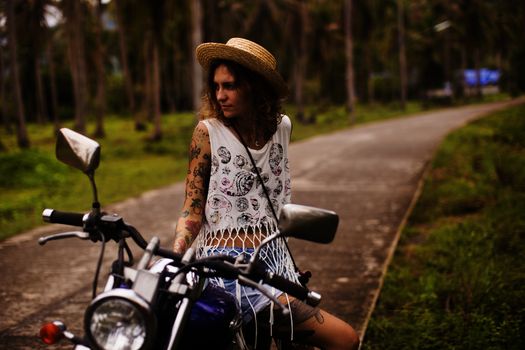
left=92, top=0, right=106, bottom=138
left=190, top=0, right=203, bottom=113
left=0, top=45, right=8, bottom=148
left=0, top=39, right=12, bottom=136
left=62, top=0, right=88, bottom=133
left=46, top=37, right=60, bottom=134
left=397, top=0, right=407, bottom=109
left=114, top=0, right=137, bottom=121
left=6, top=0, right=30, bottom=148
left=344, top=0, right=356, bottom=124
left=290, top=0, right=309, bottom=124
left=146, top=0, right=166, bottom=141
left=28, top=0, right=49, bottom=124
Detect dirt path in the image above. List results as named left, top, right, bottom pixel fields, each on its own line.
left=1, top=98, right=523, bottom=349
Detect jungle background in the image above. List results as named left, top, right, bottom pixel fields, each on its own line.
left=1, top=0, right=525, bottom=150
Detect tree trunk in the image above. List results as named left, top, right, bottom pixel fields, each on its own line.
left=344, top=0, right=356, bottom=124
left=46, top=41, right=60, bottom=134
left=365, top=44, right=374, bottom=104
left=0, top=44, right=13, bottom=134
left=191, top=0, right=203, bottom=114
left=397, top=0, right=407, bottom=110
left=294, top=0, right=308, bottom=124
left=64, top=0, right=88, bottom=134
left=34, top=56, right=48, bottom=124
left=142, top=37, right=154, bottom=124
left=31, top=0, right=48, bottom=126
left=150, top=43, right=162, bottom=141
left=6, top=0, right=30, bottom=148
left=93, top=0, right=106, bottom=138
left=162, top=53, right=176, bottom=113
left=115, top=0, right=136, bottom=115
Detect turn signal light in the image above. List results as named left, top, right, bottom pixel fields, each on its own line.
left=39, top=322, right=64, bottom=345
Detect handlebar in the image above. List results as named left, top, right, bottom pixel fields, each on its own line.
left=40, top=208, right=182, bottom=262
left=40, top=209, right=316, bottom=305
left=42, top=209, right=86, bottom=227
left=183, top=257, right=321, bottom=306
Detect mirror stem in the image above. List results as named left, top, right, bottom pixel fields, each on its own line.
left=88, top=172, right=100, bottom=215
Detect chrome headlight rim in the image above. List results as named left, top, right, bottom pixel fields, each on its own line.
left=84, top=288, right=156, bottom=350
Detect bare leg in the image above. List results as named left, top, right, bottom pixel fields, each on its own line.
left=273, top=295, right=360, bottom=350
left=292, top=309, right=360, bottom=350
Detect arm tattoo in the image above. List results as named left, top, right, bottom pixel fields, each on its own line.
left=174, top=123, right=210, bottom=254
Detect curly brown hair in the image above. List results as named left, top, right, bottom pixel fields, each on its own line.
left=199, top=59, right=284, bottom=142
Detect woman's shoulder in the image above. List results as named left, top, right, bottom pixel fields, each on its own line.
left=279, top=114, right=291, bottom=128
left=278, top=114, right=292, bottom=135
left=192, top=121, right=211, bottom=148
left=201, top=117, right=229, bottom=130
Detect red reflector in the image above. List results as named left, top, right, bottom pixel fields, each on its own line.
left=39, top=323, right=63, bottom=345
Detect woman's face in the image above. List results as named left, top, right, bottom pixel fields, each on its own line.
left=213, top=64, right=249, bottom=119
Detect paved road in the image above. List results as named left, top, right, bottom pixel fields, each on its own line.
left=1, top=98, right=523, bottom=349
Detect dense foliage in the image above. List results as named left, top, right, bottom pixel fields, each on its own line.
left=1, top=0, right=524, bottom=149
left=363, top=103, right=525, bottom=349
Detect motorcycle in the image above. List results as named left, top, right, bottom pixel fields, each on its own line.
left=37, top=128, right=339, bottom=350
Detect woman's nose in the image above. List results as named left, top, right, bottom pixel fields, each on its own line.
left=216, top=87, right=226, bottom=101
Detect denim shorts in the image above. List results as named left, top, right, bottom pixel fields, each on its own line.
left=205, top=247, right=282, bottom=323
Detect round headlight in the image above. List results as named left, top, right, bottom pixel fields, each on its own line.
left=85, top=289, right=156, bottom=350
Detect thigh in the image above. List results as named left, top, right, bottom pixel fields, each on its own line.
left=293, top=309, right=359, bottom=349
left=274, top=296, right=359, bottom=350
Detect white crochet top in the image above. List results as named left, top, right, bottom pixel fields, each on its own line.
left=195, top=115, right=298, bottom=282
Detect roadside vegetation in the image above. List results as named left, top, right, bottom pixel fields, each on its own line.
left=0, top=101, right=432, bottom=241
left=362, top=103, right=525, bottom=349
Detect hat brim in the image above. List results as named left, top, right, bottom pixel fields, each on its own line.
left=196, top=43, right=288, bottom=98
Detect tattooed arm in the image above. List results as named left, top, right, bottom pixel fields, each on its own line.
left=173, top=122, right=211, bottom=254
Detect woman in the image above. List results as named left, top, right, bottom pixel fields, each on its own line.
left=173, top=37, right=359, bottom=350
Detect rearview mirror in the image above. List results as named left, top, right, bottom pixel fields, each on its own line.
left=278, top=204, right=338, bottom=244
left=56, top=128, right=100, bottom=174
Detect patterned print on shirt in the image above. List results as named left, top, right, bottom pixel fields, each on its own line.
left=250, top=197, right=260, bottom=211
left=211, top=155, right=219, bottom=175
left=235, top=197, right=249, bottom=212
left=234, top=154, right=248, bottom=169
left=217, top=146, right=231, bottom=164
left=220, top=170, right=256, bottom=196
left=273, top=178, right=283, bottom=197
left=269, top=143, right=284, bottom=176
left=208, top=194, right=233, bottom=212
left=237, top=212, right=257, bottom=226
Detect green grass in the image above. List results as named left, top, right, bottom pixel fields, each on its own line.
left=0, top=113, right=195, bottom=239
left=362, top=103, right=525, bottom=350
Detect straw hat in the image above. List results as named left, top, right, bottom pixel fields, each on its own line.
left=196, top=37, right=288, bottom=98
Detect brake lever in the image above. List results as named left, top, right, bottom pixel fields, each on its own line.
left=38, top=231, right=90, bottom=245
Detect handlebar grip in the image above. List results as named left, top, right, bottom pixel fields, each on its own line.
left=265, top=273, right=322, bottom=306
left=42, top=209, right=85, bottom=227
left=264, top=272, right=308, bottom=300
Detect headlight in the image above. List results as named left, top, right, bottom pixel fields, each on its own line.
left=85, top=289, right=156, bottom=350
